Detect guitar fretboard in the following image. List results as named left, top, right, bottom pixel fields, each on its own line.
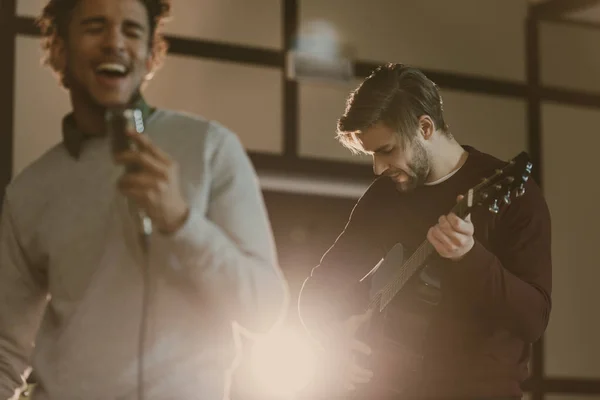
left=370, top=199, right=469, bottom=312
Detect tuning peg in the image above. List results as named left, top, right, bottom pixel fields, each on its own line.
left=503, top=191, right=512, bottom=205
left=516, top=183, right=526, bottom=197
left=489, top=199, right=500, bottom=214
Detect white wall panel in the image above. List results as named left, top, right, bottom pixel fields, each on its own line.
left=298, top=80, right=371, bottom=164
left=543, top=103, right=600, bottom=378
left=299, top=0, right=527, bottom=82
left=441, top=91, right=527, bottom=161
left=144, top=56, right=282, bottom=154
left=162, top=0, right=282, bottom=50
left=13, top=36, right=70, bottom=177
left=17, top=0, right=282, bottom=50
left=540, top=21, right=600, bottom=94
left=16, top=0, right=45, bottom=17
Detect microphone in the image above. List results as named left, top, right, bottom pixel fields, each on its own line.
left=106, top=108, right=154, bottom=400
left=106, top=107, right=153, bottom=249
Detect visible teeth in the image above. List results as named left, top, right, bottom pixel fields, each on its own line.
left=96, top=63, right=127, bottom=74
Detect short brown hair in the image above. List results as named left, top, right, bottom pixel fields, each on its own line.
left=337, top=63, right=449, bottom=154
left=37, top=0, right=171, bottom=86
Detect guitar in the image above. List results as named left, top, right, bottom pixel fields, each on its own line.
left=305, top=151, right=534, bottom=398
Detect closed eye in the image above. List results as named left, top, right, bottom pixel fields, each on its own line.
left=124, top=28, right=142, bottom=39
left=81, top=17, right=106, bottom=34
left=124, top=21, right=146, bottom=39
left=83, top=23, right=104, bottom=34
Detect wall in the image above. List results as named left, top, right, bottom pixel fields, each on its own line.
left=540, top=19, right=600, bottom=383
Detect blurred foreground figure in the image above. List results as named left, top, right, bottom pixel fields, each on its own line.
left=0, top=1, right=288, bottom=399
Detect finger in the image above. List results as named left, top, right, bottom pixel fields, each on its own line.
left=437, top=215, right=455, bottom=234
left=349, top=339, right=372, bottom=356
left=351, top=376, right=372, bottom=385
left=427, top=227, right=446, bottom=256
left=115, top=151, right=169, bottom=180
left=118, top=187, right=150, bottom=208
left=350, top=372, right=373, bottom=384
left=455, top=195, right=472, bottom=222
left=127, top=131, right=171, bottom=164
left=351, top=363, right=373, bottom=378
left=434, top=219, right=462, bottom=247
left=428, top=226, right=456, bottom=255
left=447, top=213, right=474, bottom=236
left=118, top=173, right=166, bottom=193
left=347, top=309, right=373, bottom=330
left=358, top=309, right=373, bottom=323
left=349, top=363, right=373, bottom=383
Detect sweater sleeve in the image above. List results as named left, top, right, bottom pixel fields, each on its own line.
left=153, top=124, right=289, bottom=335
left=0, top=197, right=48, bottom=399
left=444, top=179, right=552, bottom=343
left=297, top=180, right=388, bottom=341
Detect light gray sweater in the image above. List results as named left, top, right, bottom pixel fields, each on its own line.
left=0, top=109, right=289, bottom=400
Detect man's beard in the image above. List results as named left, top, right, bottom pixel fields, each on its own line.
left=394, top=140, right=430, bottom=193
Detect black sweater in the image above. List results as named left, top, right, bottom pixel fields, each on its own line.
left=298, top=146, right=552, bottom=399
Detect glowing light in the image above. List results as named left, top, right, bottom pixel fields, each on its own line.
left=249, top=328, right=317, bottom=397
left=297, top=19, right=342, bottom=60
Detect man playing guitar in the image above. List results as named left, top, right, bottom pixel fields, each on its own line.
left=298, top=63, right=552, bottom=400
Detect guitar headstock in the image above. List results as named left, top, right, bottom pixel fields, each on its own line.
left=455, top=151, right=533, bottom=218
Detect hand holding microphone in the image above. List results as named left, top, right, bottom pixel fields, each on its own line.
left=107, top=109, right=190, bottom=236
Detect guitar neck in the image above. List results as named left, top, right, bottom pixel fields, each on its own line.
left=372, top=200, right=469, bottom=312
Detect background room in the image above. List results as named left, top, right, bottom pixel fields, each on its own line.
left=1, top=1, right=599, bottom=399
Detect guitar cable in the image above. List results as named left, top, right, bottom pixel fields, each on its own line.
left=137, top=216, right=153, bottom=400
left=107, top=107, right=152, bottom=400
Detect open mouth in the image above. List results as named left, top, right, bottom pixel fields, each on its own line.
left=95, top=63, right=129, bottom=80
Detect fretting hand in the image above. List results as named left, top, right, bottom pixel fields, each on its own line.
left=114, top=131, right=189, bottom=235
left=327, top=309, right=374, bottom=392
left=427, top=195, right=475, bottom=261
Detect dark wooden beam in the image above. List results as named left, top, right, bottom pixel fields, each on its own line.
left=542, top=86, right=600, bottom=107
left=354, top=61, right=527, bottom=99
left=14, top=15, right=600, bottom=110
left=525, top=13, right=544, bottom=400
left=526, top=17, right=543, bottom=187
left=249, top=152, right=374, bottom=181
left=530, top=0, right=600, bottom=19
left=542, top=14, right=600, bottom=30
left=545, top=378, right=600, bottom=393
left=525, top=377, right=600, bottom=394
left=14, top=16, right=283, bottom=68
left=283, top=0, right=299, bottom=157
left=0, top=0, right=16, bottom=203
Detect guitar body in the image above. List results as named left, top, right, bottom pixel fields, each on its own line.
left=353, top=243, right=443, bottom=396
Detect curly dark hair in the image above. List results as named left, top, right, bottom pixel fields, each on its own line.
left=37, top=0, right=171, bottom=86
left=337, top=63, right=450, bottom=154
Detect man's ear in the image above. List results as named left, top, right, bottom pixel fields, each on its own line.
left=144, top=51, right=155, bottom=80
left=418, top=115, right=435, bottom=140
left=49, top=36, right=67, bottom=74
